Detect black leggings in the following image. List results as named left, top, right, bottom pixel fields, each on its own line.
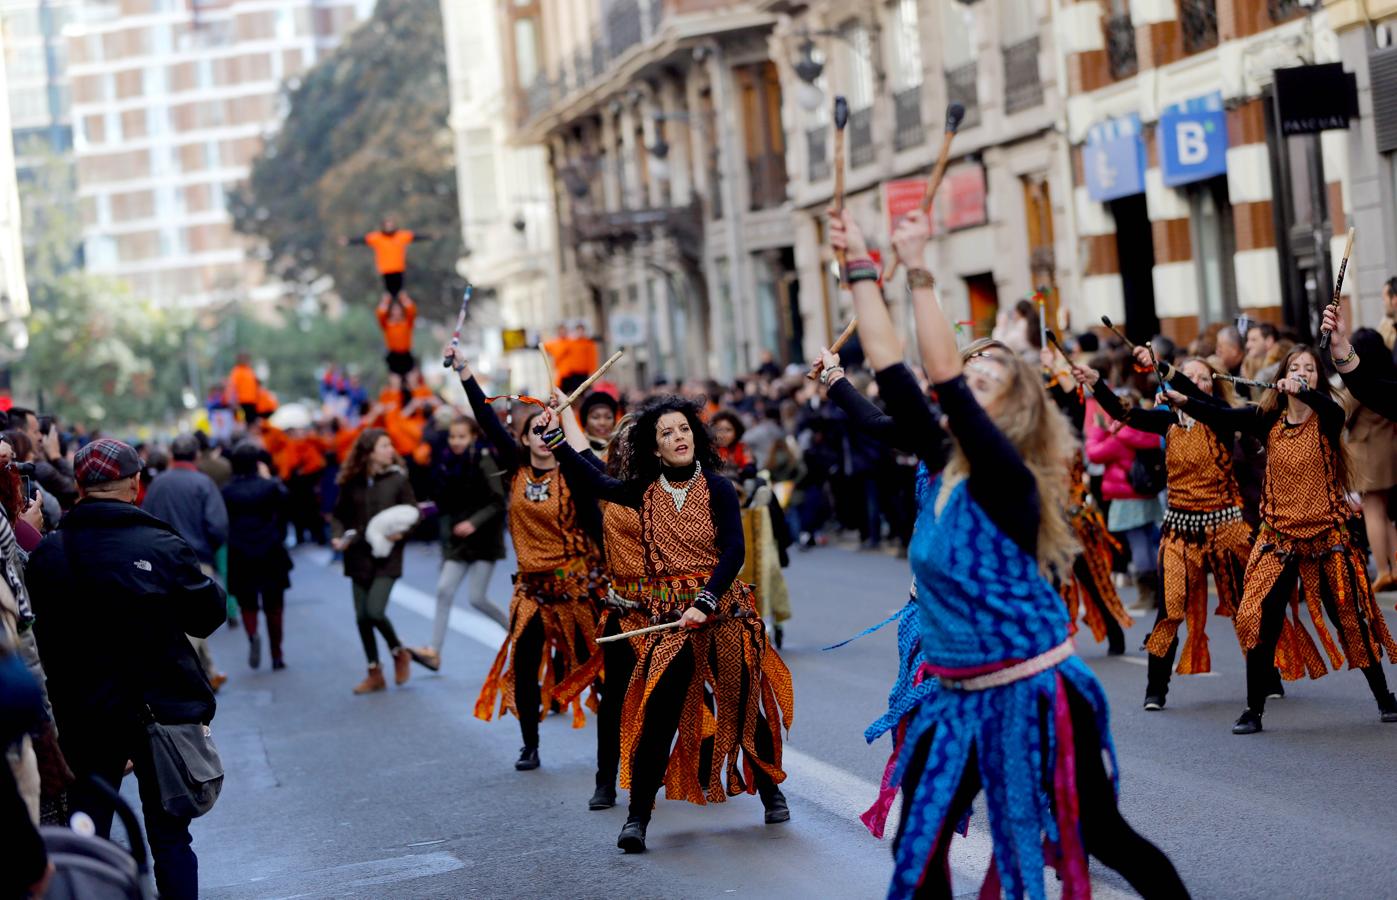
left=1077, top=555, right=1124, bottom=653
left=512, top=612, right=594, bottom=749
left=352, top=577, right=401, bottom=665
left=626, top=642, right=777, bottom=820
left=596, top=614, right=637, bottom=788
left=1245, top=555, right=1391, bottom=713
left=894, top=686, right=1189, bottom=899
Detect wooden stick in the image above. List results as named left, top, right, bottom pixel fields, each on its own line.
left=1100, top=315, right=1135, bottom=351
left=807, top=317, right=859, bottom=380
left=884, top=102, right=967, bottom=281
left=1044, top=328, right=1070, bottom=365
left=1318, top=226, right=1356, bottom=350
left=831, top=96, right=849, bottom=283
left=555, top=350, right=624, bottom=413
left=540, top=346, right=557, bottom=390
left=597, top=619, right=685, bottom=644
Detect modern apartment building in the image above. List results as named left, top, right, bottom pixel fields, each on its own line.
left=0, top=38, right=33, bottom=356
left=65, top=0, right=369, bottom=308
left=1, top=0, right=80, bottom=171
left=440, top=0, right=556, bottom=390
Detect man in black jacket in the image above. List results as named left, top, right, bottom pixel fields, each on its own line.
left=27, top=438, right=225, bottom=900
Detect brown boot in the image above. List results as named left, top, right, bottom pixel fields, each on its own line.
left=353, top=664, right=386, bottom=695
left=392, top=648, right=411, bottom=686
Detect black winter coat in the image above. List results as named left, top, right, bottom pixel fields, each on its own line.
left=430, top=444, right=506, bottom=563
left=222, top=474, right=294, bottom=597
left=332, top=466, right=416, bottom=582
left=25, top=499, right=226, bottom=755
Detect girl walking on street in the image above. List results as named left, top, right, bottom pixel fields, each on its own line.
left=332, top=429, right=417, bottom=694
left=222, top=443, right=293, bottom=670
left=452, top=351, right=604, bottom=772
left=409, top=417, right=508, bottom=672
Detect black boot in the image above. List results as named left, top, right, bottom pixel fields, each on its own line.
left=515, top=746, right=540, bottom=771
left=1379, top=692, right=1397, bottom=724
left=248, top=633, right=261, bottom=670
left=1232, top=708, right=1263, bottom=735
left=759, top=785, right=790, bottom=824
left=588, top=776, right=617, bottom=810
left=617, top=816, right=648, bottom=853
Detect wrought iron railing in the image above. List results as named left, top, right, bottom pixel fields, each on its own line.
left=945, top=61, right=980, bottom=129
left=1180, top=0, right=1218, bottom=53
left=849, top=106, right=874, bottom=168
left=1105, top=14, right=1137, bottom=80
left=1003, top=36, right=1042, bottom=114
left=572, top=48, right=591, bottom=90
left=806, top=126, right=829, bottom=182
left=893, top=86, right=924, bottom=153
left=607, top=0, right=642, bottom=59
left=526, top=75, right=553, bottom=119
left=747, top=152, right=787, bottom=211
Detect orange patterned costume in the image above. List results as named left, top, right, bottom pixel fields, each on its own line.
left=474, top=467, right=604, bottom=729
left=1145, top=419, right=1252, bottom=674
left=1060, top=456, right=1132, bottom=643
left=1235, top=415, right=1397, bottom=679
left=617, top=474, right=794, bottom=806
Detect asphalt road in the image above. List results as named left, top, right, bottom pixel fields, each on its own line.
left=167, top=539, right=1397, bottom=899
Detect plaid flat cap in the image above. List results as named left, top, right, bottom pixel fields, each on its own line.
left=74, top=438, right=144, bottom=486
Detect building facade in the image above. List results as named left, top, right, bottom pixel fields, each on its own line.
left=2, top=0, right=80, bottom=169
left=65, top=0, right=368, bottom=308
left=759, top=0, right=1075, bottom=356
left=1062, top=0, right=1354, bottom=344
left=0, top=36, right=33, bottom=361
left=440, top=0, right=556, bottom=390
left=502, top=0, right=794, bottom=384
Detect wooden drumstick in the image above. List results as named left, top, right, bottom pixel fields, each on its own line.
left=884, top=102, right=967, bottom=281
left=807, top=317, right=859, bottom=380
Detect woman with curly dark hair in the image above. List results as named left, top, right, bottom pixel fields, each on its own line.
left=535, top=393, right=793, bottom=854
left=332, top=428, right=417, bottom=695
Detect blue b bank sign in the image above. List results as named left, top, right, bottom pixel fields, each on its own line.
left=1158, top=92, right=1228, bottom=187
left=1084, top=114, right=1145, bottom=202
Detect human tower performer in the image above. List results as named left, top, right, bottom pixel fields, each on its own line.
left=341, top=217, right=434, bottom=374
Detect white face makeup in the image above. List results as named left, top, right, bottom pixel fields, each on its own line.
left=654, top=411, right=695, bottom=467
left=963, top=349, right=1013, bottom=413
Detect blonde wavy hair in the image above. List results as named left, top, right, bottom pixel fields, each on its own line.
left=943, top=339, right=1079, bottom=573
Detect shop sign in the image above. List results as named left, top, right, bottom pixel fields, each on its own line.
left=1158, top=91, right=1228, bottom=187
left=942, top=163, right=988, bottom=231
left=1083, top=113, right=1145, bottom=202
left=884, top=178, right=927, bottom=237
left=1274, top=63, right=1359, bottom=135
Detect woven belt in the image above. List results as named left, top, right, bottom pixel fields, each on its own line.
left=938, top=639, right=1075, bottom=691
left=1163, top=506, right=1242, bottom=532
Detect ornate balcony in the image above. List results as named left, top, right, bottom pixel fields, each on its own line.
left=1268, top=0, right=1303, bottom=22
left=1105, top=14, right=1137, bottom=80
left=893, top=86, right=924, bottom=153
left=1180, top=0, right=1218, bottom=54
left=807, top=126, right=829, bottom=182
left=525, top=75, right=554, bottom=120
left=945, top=61, right=980, bottom=129
left=1003, top=36, right=1042, bottom=114
left=569, top=201, right=703, bottom=251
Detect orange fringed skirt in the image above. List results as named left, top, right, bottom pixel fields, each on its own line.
left=1062, top=505, right=1133, bottom=642
left=1235, top=524, right=1397, bottom=681
left=474, top=560, right=605, bottom=729
left=1145, top=510, right=1251, bottom=674
left=618, top=576, right=794, bottom=806
left=553, top=585, right=651, bottom=706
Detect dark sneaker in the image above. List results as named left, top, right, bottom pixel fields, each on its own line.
left=617, top=818, right=648, bottom=853
left=248, top=634, right=262, bottom=670
left=1379, top=692, right=1397, bottom=723
left=515, top=746, right=540, bottom=771
left=1232, top=709, right=1263, bottom=735
left=1143, top=695, right=1165, bottom=712
left=588, top=783, right=617, bottom=810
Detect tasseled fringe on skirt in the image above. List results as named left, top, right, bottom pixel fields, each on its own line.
left=1146, top=517, right=1251, bottom=674
left=1062, top=508, right=1132, bottom=642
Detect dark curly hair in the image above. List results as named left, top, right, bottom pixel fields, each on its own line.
left=624, top=395, right=718, bottom=483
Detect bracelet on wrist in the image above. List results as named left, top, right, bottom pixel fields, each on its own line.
left=1333, top=345, right=1357, bottom=365
left=820, top=366, right=845, bottom=385
left=541, top=428, right=566, bottom=449
left=693, top=589, right=718, bottom=616
left=905, top=267, right=936, bottom=290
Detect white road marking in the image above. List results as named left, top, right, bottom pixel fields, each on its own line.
left=1118, top=656, right=1219, bottom=676
left=391, top=573, right=1132, bottom=897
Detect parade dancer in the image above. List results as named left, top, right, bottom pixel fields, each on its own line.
left=1043, top=367, right=1131, bottom=654
left=1325, top=306, right=1397, bottom=422
left=814, top=346, right=940, bottom=838
left=833, top=208, right=1188, bottom=898
left=341, top=216, right=431, bottom=301
left=451, top=351, right=604, bottom=771
left=1072, top=349, right=1257, bottom=710
left=535, top=395, right=794, bottom=854
left=376, top=292, right=418, bottom=375
left=547, top=405, right=651, bottom=811
left=331, top=430, right=418, bottom=694
left=1161, top=346, right=1397, bottom=732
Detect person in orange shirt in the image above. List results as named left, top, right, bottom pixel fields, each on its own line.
left=255, top=386, right=278, bottom=420
left=376, top=293, right=417, bottom=375
left=341, top=217, right=432, bottom=300
left=542, top=322, right=600, bottom=393
left=226, top=354, right=260, bottom=423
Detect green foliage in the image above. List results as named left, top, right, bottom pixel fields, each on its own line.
left=213, top=303, right=393, bottom=402
left=231, top=0, right=463, bottom=319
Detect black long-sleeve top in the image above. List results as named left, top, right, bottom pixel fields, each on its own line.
left=552, top=443, right=744, bottom=612
left=1090, top=376, right=1206, bottom=438
left=874, top=363, right=1039, bottom=557
left=462, top=375, right=603, bottom=545
left=1338, top=354, right=1397, bottom=422
left=1164, top=368, right=1346, bottom=444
